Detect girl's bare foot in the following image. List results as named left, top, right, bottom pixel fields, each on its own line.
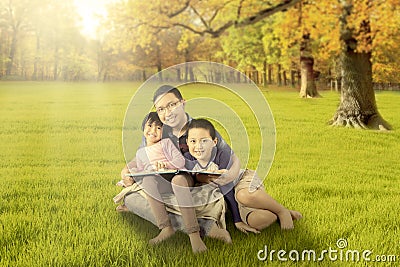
left=290, top=210, right=302, bottom=220
left=149, top=226, right=175, bottom=245
left=189, top=232, right=207, bottom=253
left=277, top=209, right=294, bottom=230
left=208, top=223, right=232, bottom=243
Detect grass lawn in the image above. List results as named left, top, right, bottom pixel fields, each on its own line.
left=1, top=81, right=399, bottom=266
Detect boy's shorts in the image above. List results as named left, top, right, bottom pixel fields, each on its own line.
left=234, top=169, right=264, bottom=224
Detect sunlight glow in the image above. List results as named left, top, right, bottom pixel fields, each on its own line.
left=73, top=0, right=114, bottom=39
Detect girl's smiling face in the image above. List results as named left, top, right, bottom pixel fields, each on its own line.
left=187, top=127, right=217, bottom=163
left=144, top=120, right=162, bottom=146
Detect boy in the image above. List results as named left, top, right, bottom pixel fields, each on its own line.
left=186, top=119, right=302, bottom=231
left=184, top=119, right=260, bottom=233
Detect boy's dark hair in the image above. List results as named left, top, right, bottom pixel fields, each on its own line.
left=153, top=85, right=183, bottom=103
left=141, top=112, right=163, bottom=131
left=187, top=119, right=216, bottom=139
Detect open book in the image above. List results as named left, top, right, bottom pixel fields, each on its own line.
left=125, top=169, right=223, bottom=177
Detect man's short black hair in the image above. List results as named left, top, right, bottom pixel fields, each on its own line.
left=153, top=85, right=183, bottom=103
left=141, top=112, right=163, bottom=131
left=187, top=119, right=216, bottom=139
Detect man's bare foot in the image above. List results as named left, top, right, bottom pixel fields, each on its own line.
left=277, top=209, right=294, bottom=230
left=208, top=223, right=232, bottom=243
left=290, top=210, right=302, bottom=220
left=189, top=232, right=207, bottom=253
left=116, top=205, right=129, bottom=212
left=149, top=226, right=175, bottom=245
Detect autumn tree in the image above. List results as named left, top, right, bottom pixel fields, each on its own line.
left=219, top=21, right=267, bottom=83
left=329, top=0, right=392, bottom=130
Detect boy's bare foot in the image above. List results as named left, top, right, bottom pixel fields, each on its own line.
left=116, top=205, right=129, bottom=212
left=277, top=209, right=294, bottom=230
left=149, top=226, right=175, bottom=245
left=189, top=233, right=207, bottom=253
left=208, top=223, right=232, bottom=243
left=290, top=210, right=302, bottom=220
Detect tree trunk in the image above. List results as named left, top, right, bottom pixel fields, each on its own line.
left=6, top=29, right=17, bottom=76
left=299, top=33, right=320, bottom=98
left=330, top=0, right=390, bottom=130
left=283, top=70, right=287, bottom=86
left=268, top=64, right=273, bottom=84
left=156, top=45, right=163, bottom=82
left=142, top=69, right=147, bottom=81
left=32, top=33, right=40, bottom=80
left=53, top=44, right=59, bottom=81
left=176, top=67, right=181, bottom=82
left=189, top=66, right=195, bottom=81
left=290, top=70, right=296, bottom=87
left=263, top=60, right=267, bottom=87
left=277, top=64, right=282, bottom=86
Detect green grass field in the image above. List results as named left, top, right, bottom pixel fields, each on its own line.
left=1, top=82, right=399, bottom=266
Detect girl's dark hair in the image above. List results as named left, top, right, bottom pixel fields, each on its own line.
left=187, top=119, right=216, bottom=139
left=141, top=112, right=163, bottom=130
left=153, top=85, right=183, bottom=103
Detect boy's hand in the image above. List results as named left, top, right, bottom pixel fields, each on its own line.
left=196, top=173, right=214, bottom=184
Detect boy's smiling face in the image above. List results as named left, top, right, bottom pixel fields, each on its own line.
left=187, top=127, right=217, bottom=164
left=144, top=121, right=162, bottom=146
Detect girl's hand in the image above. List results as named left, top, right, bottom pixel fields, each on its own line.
left=121, top=167, right=136, bottom=180
left=123, top=176, right=134, bottom=187
left=156, top=161, right=167, bottom=171
left=235, top=222, right=260, bottom=234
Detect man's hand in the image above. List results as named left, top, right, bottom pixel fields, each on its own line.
left=235, top=222, right=260, bottom=234
left=209, top=170, right=230, bottom=186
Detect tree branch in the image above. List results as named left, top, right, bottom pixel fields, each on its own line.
left=235, top=0, right=301, bottom=28
left=167, top=0, right=191, bottom=18
left=189, top=5, right=210, bottom=30
left=236, top=0, right=245, bottom=21
left=174, top=0, right=301, bottom=37
left=173, top=23, right=206, bottom=36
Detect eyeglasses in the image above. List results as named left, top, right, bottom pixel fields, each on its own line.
left=156, top=100, right=182, bottom=114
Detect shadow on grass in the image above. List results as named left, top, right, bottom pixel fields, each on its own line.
left=116, top=207, right=321, bottom=264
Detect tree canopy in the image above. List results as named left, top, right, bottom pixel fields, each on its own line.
left=0, top=0, right=399, bottom=85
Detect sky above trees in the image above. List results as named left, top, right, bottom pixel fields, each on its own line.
left=73, top=0, right=116, bottom=39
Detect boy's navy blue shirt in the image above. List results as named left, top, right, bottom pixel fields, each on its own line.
left=184, top=147, right=242, bottom=224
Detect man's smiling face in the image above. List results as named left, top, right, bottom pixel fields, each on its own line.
left=154, top=92, right=186, bottom=129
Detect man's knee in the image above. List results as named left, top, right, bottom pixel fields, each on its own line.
left=236, top=189, right=255, bottom=205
